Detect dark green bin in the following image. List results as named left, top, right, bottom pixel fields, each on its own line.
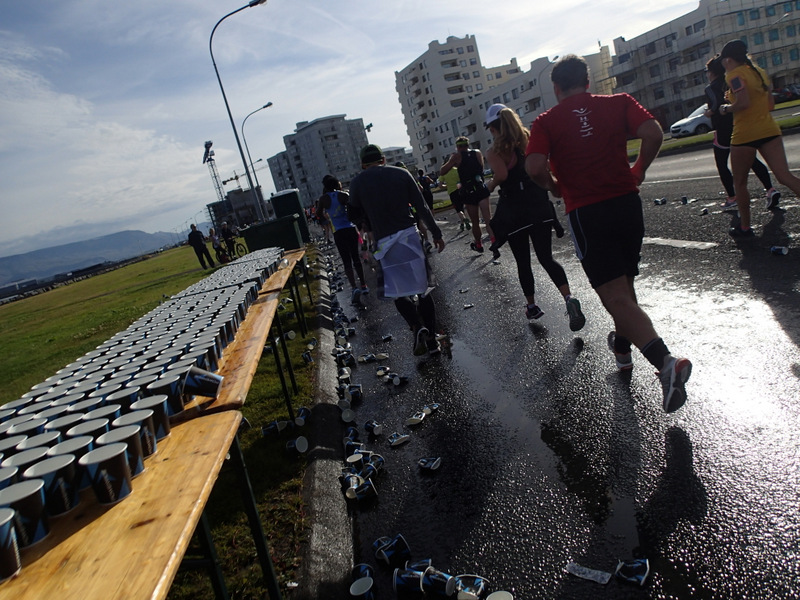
left=242, top=214, right=303, bottom=251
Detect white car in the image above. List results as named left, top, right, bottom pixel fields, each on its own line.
left=670, top=104, right=713, bottom=138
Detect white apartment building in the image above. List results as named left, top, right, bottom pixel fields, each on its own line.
left=395, top=35, right=613, bottom=171
left=267, top=114, right=369, bottom=207
left=610, top=0, right=800, bottom=128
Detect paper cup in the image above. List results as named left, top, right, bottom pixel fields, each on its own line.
left=22, top=454, right=79, bottom=516
left=0, top=507, right=21, bottom=582
left=349, top=576, right=374, bottom=599
left=47, top=436, right=94, bottom=490
left=97, top=425, right=145, bottom=477
left=66, top=418, right=110, bottom=440
left=422, top=566, right=457, bottom=596
left=79, top=443, right=132, bottom=505
left=112, top=410, right=157, bottom=457
left=0, top=479, right=49, bottom=547
left=0, top=468, right=19, bottom=492
left=181, top=366, right=223, bottom=398
left=130, top=396, right=171, bottom=440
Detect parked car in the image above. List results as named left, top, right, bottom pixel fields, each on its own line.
left=670, top=104, right=713, bottom=138
left=771, top=88, right=796, bottom=104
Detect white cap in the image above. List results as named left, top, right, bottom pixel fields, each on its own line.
left=484, top=103, right=507, bottom=128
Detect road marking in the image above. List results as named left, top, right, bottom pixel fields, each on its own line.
left=643, top=237, right=717, bottom=250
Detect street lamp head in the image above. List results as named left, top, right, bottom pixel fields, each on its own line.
left=265, top=102, right=273, bottom=108
left=249, top=0, right=268, bottom=6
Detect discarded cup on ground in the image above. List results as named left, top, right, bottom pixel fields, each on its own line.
left=388, top=433, right=410, bottom=447
left=79, top=443, right=132, bottom=505
left=376, top=533, right=411, bottom=567
left=0, top=479, right=49, bottom=547
left=354, top=479, right=377, bottom=501
left=341, top=409, right=356, bottom=423
left=422, top=403, right=440, bottom=415
left=418, top=457, right=442, bottom=471
left=393, top=568, right=424, bottom=594
left=364, top=420, right=383, bottom=436
left=405, top=412, right=425, bottom=426
left=422, top=566, right=457, bottom=596
left=615, top=558, right=650, bottom=586
left=285, top=436, right=309, bottom=457
left=770, top=246, right=789, bottom=256
left=352, top=563, right=374, bottom=581
left=294, top=407, right=311, bottom=427
left=486, top=592, right=514, bottom=600
left=454, top=574, right=489, bottom=599
left=349, top=576, right=375, bottom=599
left=341, top=474, right=363, bottom=500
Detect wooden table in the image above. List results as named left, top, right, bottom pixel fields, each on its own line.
left=0, top=411, right=247, bottom=599
left=0, top=249, right=306, bottom=599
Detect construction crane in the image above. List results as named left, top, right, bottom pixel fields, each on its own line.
left=202, top=141, right=226, bottom=204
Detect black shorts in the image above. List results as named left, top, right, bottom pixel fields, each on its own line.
left=732, top=135, right=780, bottom=149
left=568, top=192, right=644, bottom=289
left=449, top=190, right=465, bottom=212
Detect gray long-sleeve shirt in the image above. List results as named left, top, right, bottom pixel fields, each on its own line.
left=348, top=165, right=442, bottom=242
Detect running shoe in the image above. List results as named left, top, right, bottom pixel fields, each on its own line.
left=525, top=304, right=544, bottom=320
left=766, top=188, right=781, bottom=210
left=729, top=225, right=755, bottom=238
left=464, top=218, right=471, bottom=229
left=459, top=222, right=465, bottom=231
left=490, top=244, right=501, bottom=260
left=720, top=197, right=737, bottom=209
left=565, top=297, right=586, bottom=332
left=470, top=242, right=484, bottom=253
left=658, top=356, right=692, bottom=413
left=350, top=288, right=361, bottom=305
left=426, top=338, right=441, bottom=355
left=360, top=285, right=369, bottom=295
left=607, top=331, right=633, bottom=371
left=413, top=327, right=429, bottom=356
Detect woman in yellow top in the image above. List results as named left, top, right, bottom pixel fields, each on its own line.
left=718, top=39, right=800, bottom=237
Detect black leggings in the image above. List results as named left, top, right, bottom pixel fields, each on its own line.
left=713, top=145, right=773, bottom=197
left=506, top=224, right=567, bottom=298
left=394, top=293, right=436, bottom=333
left=333, top=227, right=365, bottom=288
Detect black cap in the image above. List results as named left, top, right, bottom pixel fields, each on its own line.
left=720, top=40, right=747, bottom=62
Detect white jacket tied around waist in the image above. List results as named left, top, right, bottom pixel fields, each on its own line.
left=373, top=226, right=428, bottom=298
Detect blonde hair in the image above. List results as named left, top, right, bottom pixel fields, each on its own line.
left=489, top=108, right=529, bottom=158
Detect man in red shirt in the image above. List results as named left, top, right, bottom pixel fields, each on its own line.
left=525, top=54, right=691, bottom=412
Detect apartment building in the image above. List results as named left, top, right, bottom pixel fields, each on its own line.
left=267, top=114, right=368, bottom=207
left=609, top=0, right=800, bottom=129
left=395, top=35, right=613, bottom=171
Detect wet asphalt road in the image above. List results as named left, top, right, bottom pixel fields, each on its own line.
left=316, top=137, right=800, bottom=599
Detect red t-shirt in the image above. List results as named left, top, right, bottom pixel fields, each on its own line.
left=525, top=92, right=654, bottom=212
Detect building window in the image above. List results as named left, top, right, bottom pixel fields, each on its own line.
left=476, top=83, right=483, bottom=91
left=473, top=71, right=480, bottom=78
left=766, top=6, right=776, bottom=16
left=487, top=74, right=493, bottom=81
left=512, top=88, right=518, bottom=99
left=654, top=87, right=665, bottom=100
left=685, top=25, right=692, bottom=36
left=784, top=2, right=794, bottom=12
left=756, top=56, right=767, bottom=68
left=495, top=72, right=502, bottom=79
left=451, top=99, right=466, bottom=107
left=502, top=92, right=510, bottom=103
left=769, top=29, right=780, bottom=41
left=438, top=49, right=454, bottom=55
left=621, top=73, right=635, bottom=85
left=470, top=58, right=477, bottom=65
left=466, top=85, right=473, bottom=92
left=665, top=33, right=677, bottom=47
left=618, top=52, right=630, bottom=63
left=672, top=80, right=684, bottom=94
left=444, top=73, right=461, bottom=81
left=790, top=48, right=799, bottom=61
left=737, top=12, right=745, bottom=26
left=460, top=60, right=467, bottom=67
left=463, top=72, right=470, bottom=80
left=645, top=42, right=656, bottom=55
left=467, top=45, right=474, bottom=52
left=447, top=85, right=464, bottom=94
left=773, top=53, right=783, bottom=66
left=693, top=20, right=706, bottom=33
left=457, top=47, right=464, bottom=54
left=669, top=57, right=680, bottom=71
left=788, top=25, right=797, bottom=36
left=749, top=9, right=760, bottom=20
left=754, top=32, right=764, bottom=45
left=649, top=64, right=661, bottom=77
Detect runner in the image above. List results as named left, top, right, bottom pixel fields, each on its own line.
left=525, top=54, right=691, bottom=412
left=441, top=167, right=470, bottom=231
left=349, top=144, right=445, bottom=356
left=317, top=175, right=369, bottom=305
left=440, top=136, right=494, bottom=253
left=484, top=104, right=586, bottom=330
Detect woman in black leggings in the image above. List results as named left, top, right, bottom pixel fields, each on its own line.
left=484, top=104, right=586, bottom=331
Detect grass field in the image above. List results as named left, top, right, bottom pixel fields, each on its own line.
left=1, top=243, right=319, bottom=598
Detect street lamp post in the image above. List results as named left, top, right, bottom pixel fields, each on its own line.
left=242, top=102, right=272, bottom=190
left=209, top=0, right=268, bottom=222
left=536, top=55, right=559, bottom=112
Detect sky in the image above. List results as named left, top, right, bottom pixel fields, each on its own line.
left=0, top=0, right=699, bottom=257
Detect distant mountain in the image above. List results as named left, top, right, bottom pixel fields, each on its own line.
left=0, top=230, right=179, bottom=287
